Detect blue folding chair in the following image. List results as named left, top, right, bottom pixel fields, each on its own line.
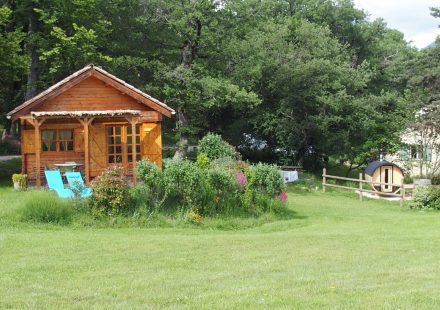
left=44, top=170, right=74, bottom=198
left=65, top=171, right=92, bottom=198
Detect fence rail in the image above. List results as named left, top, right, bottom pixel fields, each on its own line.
left=322, top=168, right=413, bottom=207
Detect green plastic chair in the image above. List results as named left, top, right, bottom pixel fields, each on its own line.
left=44, top=170, right=74, bottom=198
left=65, top=171, right=92, bottom=198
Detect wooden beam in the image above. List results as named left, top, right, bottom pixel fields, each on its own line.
left=20, top=119, right=25, bottom=174
left=131, top=119, right=137, bottom=184
left=33, top=118, right=46, bottom=188
left=79, top=117, right=94, bottom=184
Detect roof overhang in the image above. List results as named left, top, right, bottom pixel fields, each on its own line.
left=30, top=110, right=143, bottom=118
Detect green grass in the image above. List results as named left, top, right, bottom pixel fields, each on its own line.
left=1, top=184, right=440, bottom=308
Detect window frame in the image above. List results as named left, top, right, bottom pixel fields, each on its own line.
left=106, top=124, right=142, bottom=166
left=41, top=129, right=74, bottom=153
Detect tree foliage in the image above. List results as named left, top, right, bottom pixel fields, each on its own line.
left=0, top=0, right=434, bottom=171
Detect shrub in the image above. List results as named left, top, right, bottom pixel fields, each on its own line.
left=404, top=174, right=414, bottom=184
left=20, top=191, right=73, bottom=224
left=198, top=133, right=239, bottom=161
left=210, top=157, right=249, bottom=174
left=410, top=186, right=440, bottom=210
left=135, top=160, right=166, bottom=210
left=205, top=167, right=239, bottom=213
left=248, top=163, right=284, bottom=197
left=90, top=166, right=131, bottom=215
left=0, top=158, right=21, bottom=182
left=196, top=152, right=210, bottom=169
left=0, top=138, right=20, bottom=155
left=431, top=175, right=440, bottom=185
left=185, top=208, right=203, bottom=225
left=163, top=159, right=205, bottom=209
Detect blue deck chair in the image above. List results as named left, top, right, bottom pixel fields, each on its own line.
left=65, top=171, right=92, bottom=198
left=44, top=170, right=74, bottom=198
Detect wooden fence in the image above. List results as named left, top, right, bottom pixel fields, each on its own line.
left=322, top=168, right=414, bottom=207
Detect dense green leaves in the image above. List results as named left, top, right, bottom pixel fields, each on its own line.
left=0, top=0, right=434, bottom=170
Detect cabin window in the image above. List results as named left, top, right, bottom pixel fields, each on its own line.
left=107, top=125, right=141, bottom=164
left=41, top=129, right=74, bottom=152
left=399, top=144, right=432, bottom=161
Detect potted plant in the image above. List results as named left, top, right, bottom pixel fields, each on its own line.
left=12, top=173, right=27, bottom=191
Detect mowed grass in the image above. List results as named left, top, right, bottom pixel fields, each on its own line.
left=1, top=184, right=440, bottom=309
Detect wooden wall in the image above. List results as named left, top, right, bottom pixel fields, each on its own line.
left=35, top=76, right=152, bottom=112
left=89, top=123, right=107, bottom=177
left=22, top=119, right=163, bottom=180
left=142, top=123, right=162, bottom=167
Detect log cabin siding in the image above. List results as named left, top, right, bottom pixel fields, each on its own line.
left=142, top=123, right=162, bottom=167
left=22, top=121, right=162, bottom=180
left=35, top=77, right=151, bottom=112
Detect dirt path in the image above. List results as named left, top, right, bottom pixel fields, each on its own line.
left=0, top=155, right=21, bottom=162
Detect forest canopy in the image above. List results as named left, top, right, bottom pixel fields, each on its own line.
left=0, top=0, right=438, bottom=170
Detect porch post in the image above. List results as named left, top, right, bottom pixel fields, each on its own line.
left=20, top=119, right=25, bottom=174
left=80, top=117, right=94, bottom=184
left=131, top=118, right=137, bottom=184
left=31, top=118, right=45, bottom=188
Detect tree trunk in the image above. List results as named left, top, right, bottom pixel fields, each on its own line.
left=25, top=12, right=39, bottom=100
left=173, top=40, right=196, bottom=160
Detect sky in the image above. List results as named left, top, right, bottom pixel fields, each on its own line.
left=353, top=0, right=440, bottom=48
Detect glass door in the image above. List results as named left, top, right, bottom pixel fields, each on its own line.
left=107, top=126, right=123, bottom=164
left=106, top=125, right=141, bottom=172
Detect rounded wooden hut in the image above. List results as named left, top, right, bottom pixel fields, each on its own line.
left=365, top=160, right=404, bottom=193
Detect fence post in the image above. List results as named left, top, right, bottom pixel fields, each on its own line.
left=400, top=178, right=405, bottom=208
left=322, top=168, right=326, bottom=192
left=359, top=173, right=363, bottom=202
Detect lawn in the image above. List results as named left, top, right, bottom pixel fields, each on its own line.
left=1, top=183, right=440, bottom=309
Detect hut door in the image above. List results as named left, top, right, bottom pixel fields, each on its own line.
left=106, top=125, right=141, bottom=173
left=381, top=167, right=392, bottom=192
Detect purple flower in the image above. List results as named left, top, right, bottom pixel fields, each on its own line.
left=236, top=172, right=247, bottom=188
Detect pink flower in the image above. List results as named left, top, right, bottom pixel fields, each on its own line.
left=236, top=172, right=247, bottom=188
left=278, top=191, right=288, bottom=203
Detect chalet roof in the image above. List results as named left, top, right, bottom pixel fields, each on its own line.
left=7, top=64, right=175, bottom=121
left=364, top=160, right=402, bottom=176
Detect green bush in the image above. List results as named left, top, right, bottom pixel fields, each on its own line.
left=404, top=174, right=414, bottom=184
left=20, top=191, right=73, bottom=224
left=90, top=166, right=131, bottom=215
left=205, top=167, right=239, bottom=214
left=210, top=157, right=249, bottom=175
left=248, top=163, right=284, bottom=197
left=163, top=159, right=205, bottom=210
left=0, top=158, right=21, bottom=182
left=134, top=160, right=166, bottom=210
left=196, top=152, right=210, bottom=169
left=431, top=175, right=440, bottom=185
left=410, top=186, right=440, bottom=210
left=0, top=139, right=20, bottom=155
left=198, top=133, right=239, bottom=161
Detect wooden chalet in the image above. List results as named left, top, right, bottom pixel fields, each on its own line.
left=7, top=64, right=175, bottom=187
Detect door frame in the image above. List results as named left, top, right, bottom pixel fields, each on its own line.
left=105, top=124, right=141, bottom=173
left=381, top=166, right=393, bottom=192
